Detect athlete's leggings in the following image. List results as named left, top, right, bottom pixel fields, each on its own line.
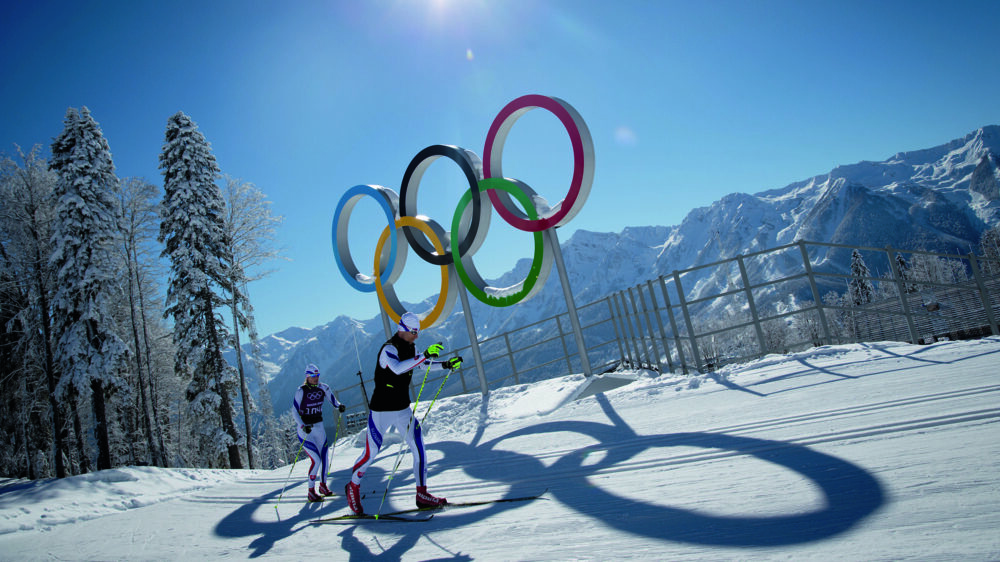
left=350, top=408, right=426, bottom=487
left=297, top=422, right=329, bottom=487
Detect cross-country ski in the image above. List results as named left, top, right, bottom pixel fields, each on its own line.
left=309, top=489, right=548, bottom=524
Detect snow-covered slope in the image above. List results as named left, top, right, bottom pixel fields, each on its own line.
left=4, top=337, right=999, bottom=559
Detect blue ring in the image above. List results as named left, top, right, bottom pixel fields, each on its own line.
left=332, top=184, right=398, bottom=292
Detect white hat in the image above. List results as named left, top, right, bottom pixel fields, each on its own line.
left=304, top=363, right=320, bottom=377
left=398, top=311, right=420, bottom=333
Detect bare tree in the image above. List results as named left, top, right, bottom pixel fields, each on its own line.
left=220, top=175, right=284, bottom=469
left=115, top=176, right=171, bottom=467
left=0, top=146, right=63, bottom=477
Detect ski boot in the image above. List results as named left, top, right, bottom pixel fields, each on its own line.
left=416, top=486, right=448, bottom=509
left=345, top=481, right=364, bottom=515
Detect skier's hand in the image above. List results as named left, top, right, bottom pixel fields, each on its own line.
left=338, top=404, right=346, bottom=413
left=445, top=356, right=463, bottom=371
left=424, top=342, right=444, bottom=359
left=302, top=424, right=312, bottom=434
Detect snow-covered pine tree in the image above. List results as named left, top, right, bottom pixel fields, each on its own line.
left=978, top=224, right=1000, bottom=276
left=158, top=112, right=243, bottom=469
left=848, top=249, right=875, bottom=306
left=49, top=107, right=128, bottom=472
left=895, top=253, right=916, bottom=293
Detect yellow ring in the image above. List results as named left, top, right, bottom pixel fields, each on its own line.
left=374, top=216, right=451, bottom=328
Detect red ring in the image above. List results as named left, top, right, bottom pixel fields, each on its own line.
left=483, top=95, right=593, bottom=232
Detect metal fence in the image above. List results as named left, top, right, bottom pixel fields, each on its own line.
left=609, top=240, right=1000, bottom=374
left=331, top=239, right=1000, bottom=416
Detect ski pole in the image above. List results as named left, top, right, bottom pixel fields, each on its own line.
left=375, top=361, right=433, bottom=517
left=326, top=411, right=343, bottom=479
left=419, top=366, right=454, bottom=426
left=275, top=437, right=305, bottom=515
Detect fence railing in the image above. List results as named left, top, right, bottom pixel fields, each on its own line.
left=331, top=239, right=1000, bottom=425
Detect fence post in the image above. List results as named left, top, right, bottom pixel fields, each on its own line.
left=626, top=286, right=649, bottom=368
left=798, top=241, right=832, bottom=345
left=636, top=283, right=665, bottom=372
left=544, top=228, right=593, bottom=377
left=737, top=255, right=768, bottom=355
left=614, top=292, right=638, bottom=368
left=455, top=279, right=490, bottom=395
left=503, top=332, right=521, bottom=385
left=555, top=314, right=573, bottom=373
left=673, top=270, right=703, bottom=373
left=658, top=277, right=688, bottom=374
left=616, top=292, right=639, bottom=368
left=968, top=253, right=1000, bottom=336
left=646, top=279, right=674, bottom=373
left=886, top=246, right=921, bottom=344
left=606, top=296, right=628, bottom=366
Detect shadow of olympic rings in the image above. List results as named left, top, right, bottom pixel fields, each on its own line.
left=460, top=394, right=886, bottom=547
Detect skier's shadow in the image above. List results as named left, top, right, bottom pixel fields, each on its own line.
left=213, top=481, right=328, bottom=558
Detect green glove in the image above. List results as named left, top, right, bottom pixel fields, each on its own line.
left=445, top=356, right=463, bottom=371
left=424, top=342, right=444, bottom=359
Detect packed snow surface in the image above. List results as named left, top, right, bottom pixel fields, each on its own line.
left=2, top=337, right=998, bottom=560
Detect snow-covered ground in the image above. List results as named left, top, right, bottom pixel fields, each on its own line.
left=2, top=337, right=999, bottom=560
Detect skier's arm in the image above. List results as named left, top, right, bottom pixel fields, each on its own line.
left=291, top=387, right=306, bottom=427
left=380, top=343, right=428, bottom=374
left=321, top=383, right=345, bottom=411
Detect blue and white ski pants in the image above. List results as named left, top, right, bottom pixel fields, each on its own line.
left=350, top=408, right=427, bottom=488
left=297, top=422, right=329, bottom=488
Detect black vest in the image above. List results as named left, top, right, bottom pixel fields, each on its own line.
left=368, top=334, right=415, bottom=412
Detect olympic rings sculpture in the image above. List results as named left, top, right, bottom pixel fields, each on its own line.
left=332, top=95, right=594, bottom=329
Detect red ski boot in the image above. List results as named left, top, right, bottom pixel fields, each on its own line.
left=318, top=482, right=333, bottom=496
left=416, top=486, right=448, bottom=509
left=345, top=481, right=364, bottom=515
left=307, top=488, right=323, bottom=502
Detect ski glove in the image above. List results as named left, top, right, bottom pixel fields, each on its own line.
left=302, top=424, right=312, bottom=434
left=338, top=404, right=346, bottom=413
left=424, top=342, right=444, bottom=359
left=445, top=356, right=463, bottom=371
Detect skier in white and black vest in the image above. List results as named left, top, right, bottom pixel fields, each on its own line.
left=344, top=311, right=462, bottom=515
left=292, top=363, right=346, bottom=502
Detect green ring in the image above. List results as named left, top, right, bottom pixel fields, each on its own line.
left=451, top=178, right=548, bottom=306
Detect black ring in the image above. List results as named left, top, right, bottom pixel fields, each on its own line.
left=399, top=145, right=483, bottom=266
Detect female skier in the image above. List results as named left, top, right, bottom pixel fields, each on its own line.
left=293, top=363, right=346, bottom=502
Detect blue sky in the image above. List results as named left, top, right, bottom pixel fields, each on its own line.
left=2, top=0, right=999, bottom=337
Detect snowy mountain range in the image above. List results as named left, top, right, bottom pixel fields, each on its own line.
left=240, top=125, right=1000, bottom=414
